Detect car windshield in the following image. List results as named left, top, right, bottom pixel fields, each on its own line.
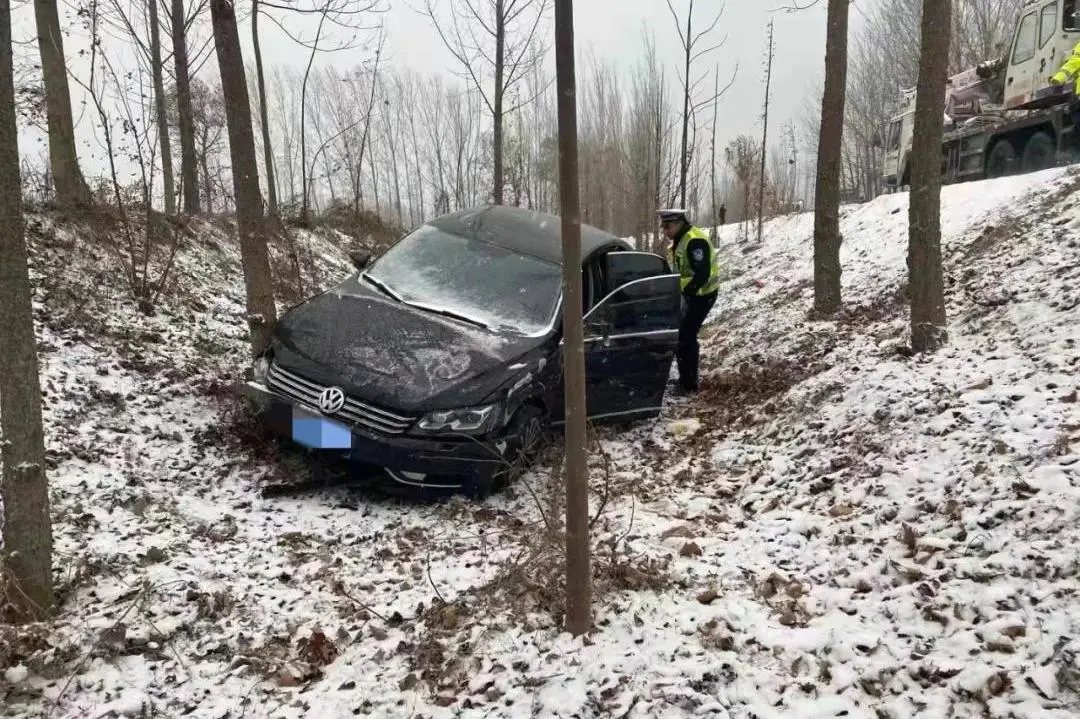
left=363, top=223, right=562, bottom=336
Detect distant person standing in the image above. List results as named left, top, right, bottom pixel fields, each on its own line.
left=718, top=204, right=727, bottom=225
left=658, top=208, right=720, bottom=396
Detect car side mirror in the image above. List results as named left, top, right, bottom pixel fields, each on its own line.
left=348, top=249, right=371, bottom=270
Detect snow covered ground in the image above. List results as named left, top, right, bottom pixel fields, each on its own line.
left=2, top=169, right=1079, bottom=718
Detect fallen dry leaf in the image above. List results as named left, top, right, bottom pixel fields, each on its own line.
left=829, top=503, right=854, bottom=518
left=299, top=629, right=339, bottom=668
left=680, top=541, right=703, bottom=557
left=901, top=523, right=918, bottom=556
left=985, top=671, right=1011, bottom=697
left=697, top=589, right=720, bottom=605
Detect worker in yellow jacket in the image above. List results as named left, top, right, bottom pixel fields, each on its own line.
left=1050, top=41, right=1080, bottom=150
left=1050, top=41, right=1080, bottom=93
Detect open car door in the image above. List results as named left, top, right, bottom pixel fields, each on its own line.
left=582, top=251, right=680, bottom=422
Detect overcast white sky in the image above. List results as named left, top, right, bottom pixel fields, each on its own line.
left=12, top=0, right=865, bottom=187
left=375, top=0, right=843, bottom=156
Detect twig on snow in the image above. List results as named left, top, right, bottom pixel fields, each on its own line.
left=48, top=579, right=186, bottom=717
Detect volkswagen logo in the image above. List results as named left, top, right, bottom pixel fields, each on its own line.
left=317, top=387, right=346, bottom=414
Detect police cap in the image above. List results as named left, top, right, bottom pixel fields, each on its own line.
left=657, top=208, right=689, bottom=223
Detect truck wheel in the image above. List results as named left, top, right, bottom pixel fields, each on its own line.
left=985, top=141, right=1016, bottom=178
left=1021, top=132, right=1056, bottom=172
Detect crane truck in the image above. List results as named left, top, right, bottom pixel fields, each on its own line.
left=882, top=0, right=1080, bottom=191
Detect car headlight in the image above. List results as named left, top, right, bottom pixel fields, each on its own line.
left=252, top=355, right=270, bottom=383
left=414, top=404, right=502, bottom=435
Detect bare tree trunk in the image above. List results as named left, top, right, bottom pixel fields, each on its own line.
left=367, top=137, right=380, bottom=214
left=492, top=0, right=505, bottom=205
left=908, top=0, right=950, bottom=354
left=652, top=73, right=664, bottom=252
left=200, top=136, right=214, bottom=212
left=423, top=0, right=547, bottom=208
left=209, top=0, right=277, bottom=356
left=170, top=0, right=199, bottom=213
left=408, top=94, right=426, bottom=221
left=709, top=65, right=718, bottom=234
left=351, top=39, right=383, bottom=215
left=678, top=5, right=691, bottom=206
left=299, top=11, right=328, bottom=225
left=756, top=20, right=774, bottom=245
left=382, top=92, right=404, bottom=225
left=33, top=0, right=92, bottom=210
left=147, top=0, right=175, bottom=214
left=0, top=0, right=53, bottom=621
left=251, top=0, right=278, bottom=217
left=812, top=0, right=848, bottom=315
left=553, top=0, right=591, bottom=638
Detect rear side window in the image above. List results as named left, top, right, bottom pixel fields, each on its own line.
left=1013, top=12, right=1038, bottom=64
left=1066, top=0, right=1079, bottom=31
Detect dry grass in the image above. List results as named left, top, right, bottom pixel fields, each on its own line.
left=694, top=356, right=827, bottom=432
left=960, top=169, right=1080, bottom=262
left=401, top=439, right=674, bottom=696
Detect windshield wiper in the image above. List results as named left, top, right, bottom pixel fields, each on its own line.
left=404, top=301, right=493, bottom=331
left=361, top=273, right=402, bottom=302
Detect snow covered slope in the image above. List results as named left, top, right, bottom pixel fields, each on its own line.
left=2, top=169, right=1079, bottom=718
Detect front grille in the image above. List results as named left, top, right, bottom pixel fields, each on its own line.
left=267, top=362, right=418, bottom=436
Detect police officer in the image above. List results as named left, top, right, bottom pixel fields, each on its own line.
left=658, top=208, right=720, bottom=395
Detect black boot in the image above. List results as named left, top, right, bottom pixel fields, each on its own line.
left=669, top=382, right=699, bottom=397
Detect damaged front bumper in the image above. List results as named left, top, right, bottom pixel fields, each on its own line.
left=240, top=380, right=509, bottom=490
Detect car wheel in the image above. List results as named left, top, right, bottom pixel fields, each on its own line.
left=468, top=404, right=547, bottom=500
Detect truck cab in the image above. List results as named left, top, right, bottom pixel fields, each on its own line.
left=882, top=90, right=916, bottom=190
left=1005, top=0, right=1080, bottom=109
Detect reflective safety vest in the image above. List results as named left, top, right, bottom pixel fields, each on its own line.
left=1052, top=41, right=1080, bottom=94
left=667, top=226, right=720, bottom=296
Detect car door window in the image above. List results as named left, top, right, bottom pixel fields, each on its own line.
left=1041, top=3, right=1057, bottom=46
left=584, top=275, right=680, bottom=337
left=1013, top=12, right=1038, bottom=64
left=603, top=251, right=669, bottom=292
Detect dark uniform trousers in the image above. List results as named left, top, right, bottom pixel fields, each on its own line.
left=677, top=291, right=717, bottom=390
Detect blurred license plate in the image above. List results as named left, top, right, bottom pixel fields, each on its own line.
left=291, top=406, right=352, bottom=449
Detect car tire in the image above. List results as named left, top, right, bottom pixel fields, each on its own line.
left=467, top=404, right=547, bottom=500
left=985, top=140, right=1016, bottom=178
left=1021, top=131, right=1056, bottom=173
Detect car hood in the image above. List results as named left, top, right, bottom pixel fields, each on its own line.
left=270, top=280, right=544, bottom=412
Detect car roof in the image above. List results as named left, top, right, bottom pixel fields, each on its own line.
left=426, top=205, right=631, bottom=265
